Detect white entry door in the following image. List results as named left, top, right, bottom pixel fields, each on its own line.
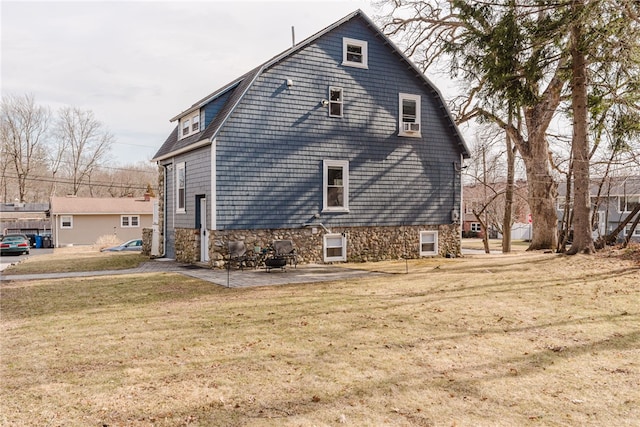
left=200, top=198, right=209, bottom=262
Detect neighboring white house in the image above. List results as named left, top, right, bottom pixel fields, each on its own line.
left=50, top=196, right=155, bottom=247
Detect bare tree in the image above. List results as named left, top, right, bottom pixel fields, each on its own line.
left=0, top=94, right=50, bottom=202
left=55, top=107, right=113, bottom=196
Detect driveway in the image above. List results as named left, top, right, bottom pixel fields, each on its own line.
left=0, top=248, right=54, bottom=272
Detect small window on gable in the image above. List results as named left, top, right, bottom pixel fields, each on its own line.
left=329, top=87, right=343, bottom=117
left=343, top=37, right=368, bottom=69
left=192, top=114, right=200, bottom=132
left=399, top=93, right=421, bottom=137
left=324, top=233, right=347, bottom=262
left=323, top=160, right=349, bottom=212
left=419, top=231, right=438, bottom=256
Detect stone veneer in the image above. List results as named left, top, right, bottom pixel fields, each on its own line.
left=141, top=228, right=152, bottom=256
left=170, top=223, right=461, bottom=267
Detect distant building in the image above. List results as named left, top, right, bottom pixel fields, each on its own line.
left=0, top=202, right=51, bottom=243
left=557, top=176, right=640, bottom=243
left=50, top=196, right=155, bottom=247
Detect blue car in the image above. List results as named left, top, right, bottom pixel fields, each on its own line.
left=101, top=239, right=143, bottom=252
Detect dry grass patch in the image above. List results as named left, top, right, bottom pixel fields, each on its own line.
left=2, top=246, right=148, bottom=275
left=1, top=252, right=638, bottom=426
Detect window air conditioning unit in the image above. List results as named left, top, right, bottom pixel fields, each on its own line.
left=403, top=122, right=420, bottom=132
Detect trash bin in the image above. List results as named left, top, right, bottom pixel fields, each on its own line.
left=35, top=235, right=43, bottom=248
left=42, top=236, right=52, bottom=248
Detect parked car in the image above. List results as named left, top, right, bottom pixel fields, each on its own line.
left=1, top=234, right=31, bottom=255
left=101, top=239, right=143, bottom=252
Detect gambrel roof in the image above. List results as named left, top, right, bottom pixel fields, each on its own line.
left=152, top=9, right=470, bottom=161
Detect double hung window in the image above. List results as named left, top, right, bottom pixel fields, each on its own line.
left=179, top=111, right=201, bottom=139
left=324, top=233, right=347, bottom=262
left=176, top=162, right=186, bottom=213
left=399, top=93, right=421, bottom=137
left=329, top=87, right=343, bottom=117
left=323, top=160, right=349, bottom=212
left=419, top=231, right=438, bottom=256
left=342, top=38, right=368, bottom=69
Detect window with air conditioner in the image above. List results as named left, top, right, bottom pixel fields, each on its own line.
left=399, top=93, right=421, bottom=137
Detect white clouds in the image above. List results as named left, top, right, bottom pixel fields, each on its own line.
left=2, top=1, right=378, bottom=164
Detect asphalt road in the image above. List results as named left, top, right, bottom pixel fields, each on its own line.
left=0, top=247, right=54, bottom=272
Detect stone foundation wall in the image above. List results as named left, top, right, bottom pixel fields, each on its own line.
left=142, top=228, right=152, bottom=256
left=171, top=223, right=461, bottom=267
left=157, top=164, right=165, bottom=257
left=175, top=228, right=200, bottom=263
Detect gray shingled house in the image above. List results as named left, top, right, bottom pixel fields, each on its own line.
left=152, top=10, right=470, bottom=266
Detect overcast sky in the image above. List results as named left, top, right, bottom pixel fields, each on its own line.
left=2, top=0, right=386, bottom=165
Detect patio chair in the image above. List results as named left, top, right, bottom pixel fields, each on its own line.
left=227, top=241, right=253, bottom=270
left=272, top=240, right=297, bottom=268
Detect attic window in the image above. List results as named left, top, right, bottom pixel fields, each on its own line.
left=179, top=110, right=201, bottom=139
left=342, top=38, right=368, bottom=69
left=182, top=119, right=190, bottom=137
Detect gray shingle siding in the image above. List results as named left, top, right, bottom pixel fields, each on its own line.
left=214, top=18, right=462, bottom=230
left=161, top=146, right=211, bottom=235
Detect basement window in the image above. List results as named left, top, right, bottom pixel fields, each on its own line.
left=419, top=231, right=438, bottom=256
left=324, top=233, right=347, bottom=262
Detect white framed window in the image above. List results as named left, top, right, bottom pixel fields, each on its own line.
left=329, top=87, right=343, bottom=117
left=60, top=215, right=73, bottom=229
left=181, top=118, right=190, bottom=138
left=179, top=110, right=201, bottom=139
left=176, top=162, right=186, bottom=213
left=323, top=160, right=349, bottom=212
left=619, top=195, right=640, bottom=213
left=398, top=93, right=421, bottom=137
left=191, top=114, right=200, bottom=132
left=324, top=233, right=347, bottom=262
left=342, top=37, right=368, bottom=69
left=470, top=223, right=481, bottom=232
left=121, top=215, right=140, bottom=228
left=419, top=230, right=438, bottom=256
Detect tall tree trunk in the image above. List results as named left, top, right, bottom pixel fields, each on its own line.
left=567, top=0, right=595, bottom=255
left=522, top=153, right=559, bottom=250
left=502, top=108, right=515, bottom=253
